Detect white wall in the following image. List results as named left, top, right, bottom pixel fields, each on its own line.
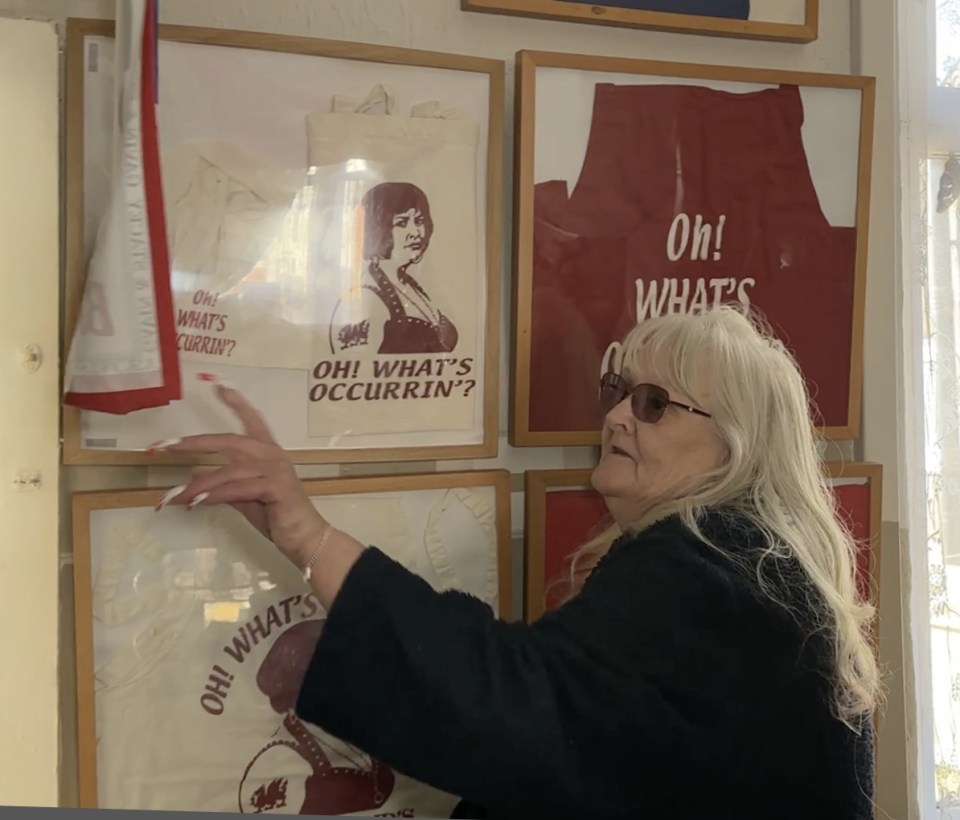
left=0, top=14, right=61, bottom=808
left=0, top=0, right=908, bottom=816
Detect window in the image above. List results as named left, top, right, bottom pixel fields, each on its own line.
left=934, top=0, right=960, bottom=125
left=908, top=1, right=960, bottom=816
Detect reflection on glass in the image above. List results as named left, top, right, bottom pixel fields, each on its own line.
left=922, top=159, right=960, bottom=803
left=937, top=0, right=960, bottom=88
left=204, top=600, right=250, bottom=624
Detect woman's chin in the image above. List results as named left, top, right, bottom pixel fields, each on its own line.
left=590, top=459, right=628, bottom=497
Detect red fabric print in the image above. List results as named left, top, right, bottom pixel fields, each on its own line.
left=239, top=618, right=395, bottom=815
left=529, top=83, right=857, bottom=433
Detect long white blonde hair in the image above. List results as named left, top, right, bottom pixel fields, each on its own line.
left=560, top=305, right=881, bottom=730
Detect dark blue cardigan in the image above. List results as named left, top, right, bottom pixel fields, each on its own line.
left=294, top=510, right=875, bottom=819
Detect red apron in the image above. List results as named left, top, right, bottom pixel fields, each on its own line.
left=529, top=82, right=857, bottom=433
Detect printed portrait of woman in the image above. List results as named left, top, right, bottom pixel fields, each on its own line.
left=238, top=619, right=396, bottom=816
left=327, top=181, right=459, bottom=356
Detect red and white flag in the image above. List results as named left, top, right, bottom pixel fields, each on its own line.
left=63, top=0, right=181, bottom=413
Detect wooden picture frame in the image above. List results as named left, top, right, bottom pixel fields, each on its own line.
left=523, top=468, right=611, bottom=621
left=523, top=462, right=883, bottom=624
left=62, top=18, right=505, bottom=466
left=511, top=51, right=875, bottom=446
left=71, top=469, right=512, bottom=813
left=827, top=460, right=884, bottom=653
left=462, top=0, right=819, bottom=43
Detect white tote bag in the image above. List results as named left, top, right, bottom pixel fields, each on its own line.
left=304, top=85, right=484, bottom=441
left=90, top=491, right=501, bottom=817
left=161, top=141, right=307, bottom=370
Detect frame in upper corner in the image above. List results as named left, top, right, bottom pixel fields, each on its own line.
left=510, top=50, right=875, bottom=447
left=461, top=0, right=819, bottom=44
left=62, top=18, right=505, bottom=466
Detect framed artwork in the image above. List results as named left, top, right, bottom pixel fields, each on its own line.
left=523, top=469, right=612, bottom=619
left=523, top=462, right=882, bottom=624
left=511, top=51, right=875, bottom=446
left=462, top=0, right=819, bottom=43
left=71, top=469, right=512, bottom=814
left=828, top=461, right=884, bottom=650
left=62, top=19, right=504, bottom=466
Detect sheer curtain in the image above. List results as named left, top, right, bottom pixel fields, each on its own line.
left=899, top=0, right=960, bottom=816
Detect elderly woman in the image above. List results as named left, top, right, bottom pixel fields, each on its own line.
left=156, top=306, right=880, bottom=819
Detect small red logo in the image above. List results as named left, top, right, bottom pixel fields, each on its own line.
left=250, top=777, right=288, bottom=813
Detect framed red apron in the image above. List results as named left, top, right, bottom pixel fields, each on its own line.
left=511, top=51, right=875, bottom=446
left=523, top=462, right=882, bottom=625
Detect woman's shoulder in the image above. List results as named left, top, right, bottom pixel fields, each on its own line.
left=600, top=507, right=768, bottom=576
left=331, top=280, right=391, bottom=318
left=616, top=506, right=802, bottom=567
left=328, top=283, right=391, bottom=351
left=588, top=507, right=815, bottom=620
left=538, top=509, right=823, bottom=700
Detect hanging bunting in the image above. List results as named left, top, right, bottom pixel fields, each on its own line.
left=63, top=0, right=181, bottom=413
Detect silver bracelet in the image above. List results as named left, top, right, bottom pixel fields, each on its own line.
left=302, top=524, right=335, bottom=583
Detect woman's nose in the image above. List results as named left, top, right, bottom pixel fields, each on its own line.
left=605, top=396, right=635, bottom=429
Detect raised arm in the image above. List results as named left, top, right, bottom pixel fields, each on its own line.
left=289, top=523, right=753, bottom=817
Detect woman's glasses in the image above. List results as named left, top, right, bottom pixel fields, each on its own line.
left=599, top=372, right=711, bottom=423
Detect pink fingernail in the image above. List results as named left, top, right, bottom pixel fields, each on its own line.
left=197, top=373, right=236, bottom=390
left=146, top=438, right=181, bottom=454
left=155, top=485, right=187, bottom=512
left=187, top=492, right=210, bottom=510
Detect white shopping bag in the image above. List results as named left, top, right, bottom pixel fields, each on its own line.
left=304, top=85, right=484, bottom=440
left=161, top=140, right=308, bottom=371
